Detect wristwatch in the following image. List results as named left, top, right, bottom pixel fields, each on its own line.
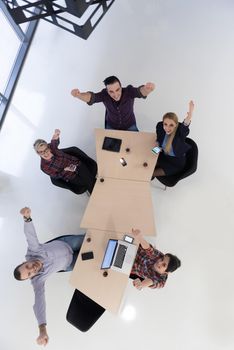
left=23, top=216, right=32, bottom=222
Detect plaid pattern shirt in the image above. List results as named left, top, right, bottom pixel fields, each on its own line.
left=131, top=244, right=168, bottom=289
left=41, top=139, right=80, bottom=181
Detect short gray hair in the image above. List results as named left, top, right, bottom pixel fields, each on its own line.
left=33, top=139, right=47, bottom=153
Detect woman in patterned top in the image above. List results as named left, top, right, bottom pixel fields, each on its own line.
left=131, top=229, right=181, bottom=290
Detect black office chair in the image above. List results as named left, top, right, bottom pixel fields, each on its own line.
left=66, top=289, right=105, bottom=332
left=155, top=137, right=198, bottom=188
left=50, top=147, right=97, bottom=194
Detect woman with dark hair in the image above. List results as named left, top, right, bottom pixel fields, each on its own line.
left=153, top=100, right=194, bottom=177
left=130, top=229, right=181, bottom=290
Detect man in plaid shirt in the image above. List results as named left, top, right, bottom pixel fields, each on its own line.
left=130, top=229, right=181, bottom=290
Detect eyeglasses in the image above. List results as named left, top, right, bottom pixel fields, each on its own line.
left=37, top=146, right=50, bottom=155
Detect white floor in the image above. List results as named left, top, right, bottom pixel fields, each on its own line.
left=1, top=1, right=234, bottom=349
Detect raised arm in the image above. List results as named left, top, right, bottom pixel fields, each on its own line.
left=20, top=207, right=40, bottom=251
left=71, top=88, right=92, bottom=103
left=50, top=129, right=61, bottom=153
left=52, top=128, right=60, bottom=140
left=139, top=82, right=155, bottom=97
left=183, top=100, right=194, bottom=125
left=32, top=280, right=49, bottom=346
left=131, top=229, right=154, bottom=290
left=131, top=228, right=150, bottom=249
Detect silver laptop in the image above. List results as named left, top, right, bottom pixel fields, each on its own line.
left=101, top=239, right=137, bottom=275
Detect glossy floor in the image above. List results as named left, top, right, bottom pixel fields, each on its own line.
left=0, top=1, right=234, bottom=349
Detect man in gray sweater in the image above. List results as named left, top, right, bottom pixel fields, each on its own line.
left=14, top=207, right=84, bottom=346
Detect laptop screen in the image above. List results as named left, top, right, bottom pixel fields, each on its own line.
left=101, top=239, right=118, bottom=269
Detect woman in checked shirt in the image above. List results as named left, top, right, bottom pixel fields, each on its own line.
left=130, top=229, right=181, bottom=290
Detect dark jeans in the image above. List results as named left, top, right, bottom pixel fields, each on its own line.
left=105, top=123, right=139, bottom=132
left=69, top=162, right=96, bottom=194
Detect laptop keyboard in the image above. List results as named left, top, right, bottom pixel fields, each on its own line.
left=113, top=244, right=127, bottom=268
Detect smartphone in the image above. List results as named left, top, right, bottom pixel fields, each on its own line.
left=120, top=157, right=127, bottom=166
left=151, top=146, right=161, bottom=154
left=81, top=251, right=94, bottom=260
left=123, top=234, right=134, bottom=244
left=69, top=164, right=77, bottom=171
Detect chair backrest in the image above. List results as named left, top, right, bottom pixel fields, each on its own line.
left=156, top=137, right=198, bottom=187
left=179, top=137, right=198, bottom=180
left=66, top=289, right=105, bottom=332
left=62, top=147, right=90, bottom=163
left=50, top=175, right=86, bottom=194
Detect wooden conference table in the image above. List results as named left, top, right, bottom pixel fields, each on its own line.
left=70, top=129, right=158, bottom=313
left=80, top=129, right=158, bottom=235
left=95, top=128, right=157, bottom=181
left=70, top=229, right=139, bottom=313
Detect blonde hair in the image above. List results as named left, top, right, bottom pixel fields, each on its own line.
left=162, top=113, right=179, bottom=154
left=33, top=139, right=47, bottom=153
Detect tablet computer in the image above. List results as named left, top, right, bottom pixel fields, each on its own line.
left=102, top=137, right=122, bottom=152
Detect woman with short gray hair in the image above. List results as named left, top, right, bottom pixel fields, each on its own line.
left=33, top=139, right=47, bottom=153
left=34, top=129, right=97, bottom=195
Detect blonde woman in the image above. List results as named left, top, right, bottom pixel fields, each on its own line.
left=153, top=100, right=194, bottom=177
